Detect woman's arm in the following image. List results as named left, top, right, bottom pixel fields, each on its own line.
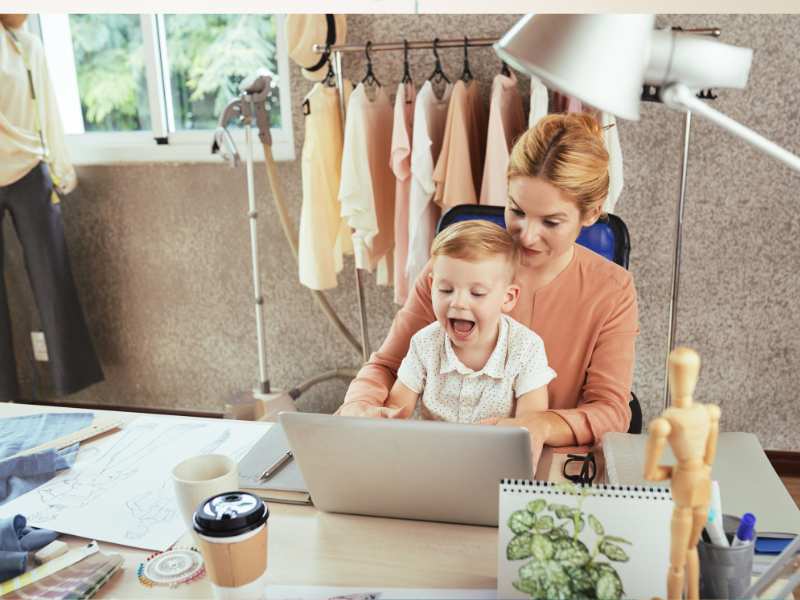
left=336, top=264, right=436, bottom=416
left=549, top=274, right=639, bottom=446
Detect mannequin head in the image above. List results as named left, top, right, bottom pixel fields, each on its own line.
left=0, top=14, right=28, bottom=29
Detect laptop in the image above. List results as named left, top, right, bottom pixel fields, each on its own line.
left=279, top=412, right=533, bottom=527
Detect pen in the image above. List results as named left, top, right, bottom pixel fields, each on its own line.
left=732, top=512, right=756, bottom=547
left=259, top=450, right=293, bottom=481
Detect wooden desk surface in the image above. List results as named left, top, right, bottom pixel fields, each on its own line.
left=1, top=402, right=573, bottom=598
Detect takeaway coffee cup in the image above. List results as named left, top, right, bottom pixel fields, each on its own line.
left=193, top=491, right=269, bottom=600
left=172, top=454, right=239, bottom=530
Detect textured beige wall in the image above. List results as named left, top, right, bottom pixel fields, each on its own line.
left=5, top=14, right=800, bottom=449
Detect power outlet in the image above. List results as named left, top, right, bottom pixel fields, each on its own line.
left=31, top=331, right=49, bottom=362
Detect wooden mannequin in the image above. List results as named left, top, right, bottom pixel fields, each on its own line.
left=644, top=347, right=721, bottom=600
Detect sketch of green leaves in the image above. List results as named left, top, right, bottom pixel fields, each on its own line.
left=507, top=532, right=534, bottom=560
left=599, top=540, right=630, bottom=562
left=510, top=509, right=536, bottom=534
left=588, top=513, right=604, bottom=536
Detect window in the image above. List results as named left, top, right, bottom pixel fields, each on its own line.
left=34, top=14, right=294, bottom=164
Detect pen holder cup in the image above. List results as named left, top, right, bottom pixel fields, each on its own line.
left=698, top=514, right=755, bottom=600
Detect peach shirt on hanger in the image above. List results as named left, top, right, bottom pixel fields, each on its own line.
left=432, top=80, right=486, bottom=209
left=480, top=72, right=526, bottom=206
left=339, top=83, right=395, bottom=285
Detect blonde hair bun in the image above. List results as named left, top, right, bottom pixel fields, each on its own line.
left=508, top=112, right=609, bottom=217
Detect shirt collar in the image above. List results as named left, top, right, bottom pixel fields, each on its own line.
left=439, top=316, right=509, bottom=379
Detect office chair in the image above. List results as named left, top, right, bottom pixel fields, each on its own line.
left=436, top=204, right=642, bottom=434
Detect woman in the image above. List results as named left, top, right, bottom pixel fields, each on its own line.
left=337, top=112, right=638, bottom=462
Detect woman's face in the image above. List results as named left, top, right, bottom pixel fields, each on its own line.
left=505, top=176, right=599, bottom=268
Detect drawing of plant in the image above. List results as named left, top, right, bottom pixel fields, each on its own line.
left=506, top=484, right=631, bottom=600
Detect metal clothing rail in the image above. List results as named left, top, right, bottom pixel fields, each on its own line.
left=313, top=28, right=720, bottom=393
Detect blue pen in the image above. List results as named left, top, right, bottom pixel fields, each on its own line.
left=732, top=512, right=756, bottom=547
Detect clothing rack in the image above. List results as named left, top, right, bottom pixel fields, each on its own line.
left=312, top=28, right=720, bottom=404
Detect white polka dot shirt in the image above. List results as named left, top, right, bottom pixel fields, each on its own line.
left=396, top=314, right=556, bottom=424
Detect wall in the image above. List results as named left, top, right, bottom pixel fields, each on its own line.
left=5, top=14, right=800, bottom=449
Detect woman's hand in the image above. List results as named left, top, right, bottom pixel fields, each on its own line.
left=480, top=414, right=552, bottom=471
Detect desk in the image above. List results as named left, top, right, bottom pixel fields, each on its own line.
left=0, top=402, right=577, bottom=598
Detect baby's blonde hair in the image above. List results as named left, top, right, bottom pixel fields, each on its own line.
left=430, top=220, right=519, bottom=279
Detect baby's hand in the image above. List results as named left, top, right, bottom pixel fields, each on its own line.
left=338, top=401, right=402, bottom=419
left=479, top=417, right=500, bottom=425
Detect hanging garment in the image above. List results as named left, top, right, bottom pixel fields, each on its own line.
left=432, top=80, right=484, bottom=210
left=602, top=112, right=624, bottom=214
left=406, top=81, right=452, bottom=288
left=552, top=91, right=584, bottom=114
left=339, top=84, right=395, bottom=285
left=480, top=72, right=526, bottom=206
left=466, top=81, right=487, bottom=199
left=0, top=24, right=75, bottom=193
left=390, top=81, right=416, bottom=305
left=298, top=81, right=354, bottom=290
left=529, top=74, right=549, bottom=128
left=0, top=163, right=104, bottom=401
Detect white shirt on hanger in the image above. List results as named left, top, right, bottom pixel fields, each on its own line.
left=528, top=74, right=549, bottom=129
left=339, top=83, right=395, bottom=285
left=406, top=80, right=452, bottom=288
left=298, top=82, right=353, bottom=291
left=390, top=81, right=416, bottom=305
left=602, top=111, right=624, bottom=214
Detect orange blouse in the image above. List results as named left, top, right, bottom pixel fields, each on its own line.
left=339, top=244, right=639, bottom=447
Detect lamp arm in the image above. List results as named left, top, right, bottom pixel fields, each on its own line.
left=660, top=83, right=800, bottom=173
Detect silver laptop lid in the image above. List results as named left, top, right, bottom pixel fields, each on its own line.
left=279, top=412, right=533, bottom=527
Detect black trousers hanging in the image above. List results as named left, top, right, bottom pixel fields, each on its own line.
left=0, top=162, right=103, bottom=401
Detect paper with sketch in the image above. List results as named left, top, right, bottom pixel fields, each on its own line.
left=498, top=480, right=673, bottom=600
left=0, top=415, right=265, bottom=551
left=263, top=586, right=496, bottom=599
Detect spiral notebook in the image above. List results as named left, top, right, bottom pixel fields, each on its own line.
left=498, top=479, right=673, bottom=600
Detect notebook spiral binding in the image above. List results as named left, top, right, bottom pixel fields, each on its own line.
left=500, top=478, right=672, bottom=500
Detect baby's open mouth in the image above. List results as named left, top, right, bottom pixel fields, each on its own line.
left=450, top=318, right=475, bottom=335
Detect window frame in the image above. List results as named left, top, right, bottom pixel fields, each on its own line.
left=33, top=13, right=295, bottom=164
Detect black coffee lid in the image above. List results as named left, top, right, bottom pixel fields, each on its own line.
left=193, top=491, right=268, bottom=538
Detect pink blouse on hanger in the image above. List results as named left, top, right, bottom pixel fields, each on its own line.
left=480, top=72, right=525, bottom=206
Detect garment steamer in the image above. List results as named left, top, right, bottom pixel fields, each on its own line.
left=212, top=71, right=358, bottom=420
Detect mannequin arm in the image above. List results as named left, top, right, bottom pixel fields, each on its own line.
left=704, top=404, right=721, bottom=467
left=644, top=417, right=672, bottom=481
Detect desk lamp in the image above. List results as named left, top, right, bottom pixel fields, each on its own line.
left=494, top=14, right=800, bottom=171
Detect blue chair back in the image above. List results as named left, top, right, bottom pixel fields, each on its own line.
left=437, top=204, right=630, bottom=269
left=435, top=204, right=641, bottom=434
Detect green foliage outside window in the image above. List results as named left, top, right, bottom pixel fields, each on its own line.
left=68, top=14, right=280, bottom=132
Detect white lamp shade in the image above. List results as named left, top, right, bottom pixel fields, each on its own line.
left=494, top=14, right=655, bottom=120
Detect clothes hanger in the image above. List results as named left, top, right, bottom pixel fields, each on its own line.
left=428, top=38, right=450, bottom=84
left=460, top=36, right=473, bottom=83
left=401, top=39, right=413, bottom=85
left=361, top=41, right=381, bottom=87
left=401, top=39, right=413, bottom=103
left=322, top=53, right=337, bottom=89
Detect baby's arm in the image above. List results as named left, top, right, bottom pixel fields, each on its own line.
left=514, top=385, right=549, bottom=418
left=386, top=380, right=419, bottom=419
left=512, top=327, right=555, bottom=418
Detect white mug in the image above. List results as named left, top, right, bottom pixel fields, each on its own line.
left=172, top=454, right=239, bottom=530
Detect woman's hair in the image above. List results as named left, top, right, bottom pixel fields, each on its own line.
left=507, top=112, right=609, bottom=217
left=430, top=221, right=519, bottom=280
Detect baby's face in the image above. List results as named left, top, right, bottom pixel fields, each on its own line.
left=430, top=254, right=517, bottom=351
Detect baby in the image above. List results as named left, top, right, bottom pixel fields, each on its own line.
left=386, top=220, right=556, bottom=423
